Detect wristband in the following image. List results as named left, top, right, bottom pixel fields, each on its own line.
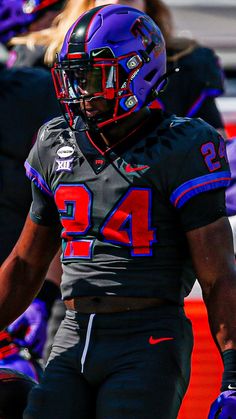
left=36, top=279, right=61, bottom=318
left=221, top=349, right=236, bottom=391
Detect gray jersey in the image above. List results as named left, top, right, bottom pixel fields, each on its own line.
left=25, top=111, right=230, bottom=302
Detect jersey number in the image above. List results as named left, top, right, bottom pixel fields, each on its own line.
left=55, top=185, right=156, bottom=259
left=201, top=137, right=227, bottom=172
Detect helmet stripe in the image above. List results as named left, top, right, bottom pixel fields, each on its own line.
left=83, top=6, right=108, bottom=52
left=69, top=6, right=108, bottom=53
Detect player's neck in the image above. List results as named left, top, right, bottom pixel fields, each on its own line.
left=100, top=107, right=151, bottom=148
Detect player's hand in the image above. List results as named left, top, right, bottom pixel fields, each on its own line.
left=7, top=299, right=48, bottom=359
left=208, top=390, right=236, bottom=418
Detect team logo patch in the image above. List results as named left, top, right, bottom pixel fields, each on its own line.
left=57, top=146, right=75, bottom=158
left=94, top=158, right=106, bottom=168
left=56, top=158, right=74, bottom=172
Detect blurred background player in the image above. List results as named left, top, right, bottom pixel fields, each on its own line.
left=0, top=0, right=62, bottom=371
left=4, top=0, right=66, bottom=68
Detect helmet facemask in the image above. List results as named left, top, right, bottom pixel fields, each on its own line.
left=52, top=49, right=144, bottom=130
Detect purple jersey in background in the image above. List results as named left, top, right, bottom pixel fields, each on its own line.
left=226, top=138, right=236, bottom=216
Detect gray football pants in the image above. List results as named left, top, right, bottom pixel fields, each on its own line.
left=24, top=304, right=193, bottom=419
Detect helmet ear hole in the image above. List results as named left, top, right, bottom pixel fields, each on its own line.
left=144, top=69, right=157, bottom=82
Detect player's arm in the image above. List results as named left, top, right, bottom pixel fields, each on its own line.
left=186, top=216, right=236, bottom=352
left=0, top=214, right=61, bottom=331
left=168, top=119, right=236, bottom=417
left=186, top=217, right=236, bottom=418
left=229, top=215, right=236, bottom=254
left=3, top=121, right=63, bottom=356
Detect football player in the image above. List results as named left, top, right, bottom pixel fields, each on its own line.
left=0, top=5, right=236, bottom=418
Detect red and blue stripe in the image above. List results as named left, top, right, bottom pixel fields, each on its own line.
left=170, top=171, right=231, bottom=208
left=24, top=161, right=53, bottom=198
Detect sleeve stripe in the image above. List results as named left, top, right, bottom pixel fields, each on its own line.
left=186, top=88, right=223, bottom=117
left=170, top=171, right=231, bottom=209
left=24, top=161, right=53, bottom=198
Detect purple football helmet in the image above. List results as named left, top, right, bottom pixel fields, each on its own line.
left=52, top=4, right=166, bottom=129
left=208, top=390, right=236, bottom=418
left=0, top=0, right=34, bottom=44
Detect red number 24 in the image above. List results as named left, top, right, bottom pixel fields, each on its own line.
left=54, top=185, right=156, bottom=259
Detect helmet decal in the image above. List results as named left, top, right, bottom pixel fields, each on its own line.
left=131, top=15, right=164, bottom=58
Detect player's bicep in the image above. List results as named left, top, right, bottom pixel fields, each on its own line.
left=186, top=216, right=235, bottom=294
left=13, top=214, right=61, bottom=271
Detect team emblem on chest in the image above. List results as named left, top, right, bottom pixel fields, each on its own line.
left=57, top=145, right=75, bottom=158
left=56, top=158, right=74, bottom=172
left=56, top=145, right=75, bottom=172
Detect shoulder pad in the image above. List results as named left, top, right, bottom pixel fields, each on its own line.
left=164, top=114, right=209, bottom=137
left=38, top=116, right=71, bottom=145
left=158, top=115, right=219, bottom=154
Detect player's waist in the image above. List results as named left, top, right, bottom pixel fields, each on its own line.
left=64, top=296, right=174, bottom=313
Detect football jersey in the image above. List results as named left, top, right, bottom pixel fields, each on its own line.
left=25, top=110, right=230, bottom=303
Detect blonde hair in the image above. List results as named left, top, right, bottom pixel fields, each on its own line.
left=9, top=0, right=94, bottom=66
left=10, top=0, right=191, bottom=66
